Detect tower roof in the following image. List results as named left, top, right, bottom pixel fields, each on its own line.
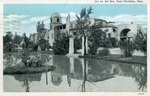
left=51, top=12, right=61, bottom=18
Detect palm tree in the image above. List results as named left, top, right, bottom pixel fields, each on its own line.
left=36, top=21, right=47, bottom=40
left=75, top=7, right=93, bottom=55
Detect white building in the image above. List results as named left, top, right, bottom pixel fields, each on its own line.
left=39, top=12, right=146, bottom=55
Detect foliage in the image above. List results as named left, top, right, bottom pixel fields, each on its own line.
left=36, top=21, right=46, bottom=33
left=53, top=37, right=69, bottom=55
left=37, top=38, right=50, bottom=51
left=119, top=39, right=135, bottom=57
left=3, top=32, right=12, bottom=51
left=36, top=21, right=47, bottom=40
left=74, top=37, right=82, bottom=53
left=21, top=33, right=31, bottom=50
left=88, top=44, right=97, bottom=55
left=134, top=31, right=147, bottom=56
left=110, top=38, right=117, bottom=47
left=3, top=32, right=12, bottom=44
left=101, top=38, right=111, bottom=48
left=88, top=26, right=110, bottom=55
left=14, top=33, right=22, bottom=45
left=97, top=48, right=110, bottom=56
left=4, top=64, right=56, bottom=74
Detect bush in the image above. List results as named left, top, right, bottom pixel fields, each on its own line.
left=88, top=44, right=97, bottom=55
left=97, top=48, right=110, bottom=56
left=119, top=39, right=135, bottom=57
left=53, top=37, right=69, bottom=55
left=74, top=38, right=82, bottom=53
left=134, top=32, right=147, bottom=56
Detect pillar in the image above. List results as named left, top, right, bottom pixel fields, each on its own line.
left=81, top=36, right=88, bottom=56
left=69, top=37, right=74, bottom=54
left=81, top=37, right=85, bottom=56
left=80, top=59, right=89, bottom=78
left=38, top=46, right=41, bottom=51
left=86, top=37, right=89, bottom=54
left=70, top=57, right=75, bottom=73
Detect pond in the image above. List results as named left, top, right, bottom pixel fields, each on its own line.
left=3, top=52, right=147, bottom=92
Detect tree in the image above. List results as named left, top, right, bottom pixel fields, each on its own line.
left=21, top=33, right=30, bottom=50
left=37, top=38, right=50, bottom=51
left=119, top=38, right=135, bottom=57
left=36, top=21, right=47, bottom=40
left=14, top=33, right=22, bottom=45
left=88, top=24, right=106, bottom=55
left=53, top=36, right=69, bottom=55
left=75, top=7, right=93, bottom=55
left=134, top=31, right=147, bottom=56
left=3, top=31, right=13, bottom=51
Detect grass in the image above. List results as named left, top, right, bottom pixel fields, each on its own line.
left=3, top=65, right=56, bottom=75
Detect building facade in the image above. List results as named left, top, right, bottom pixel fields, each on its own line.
left=41, top=12, right=146, bottom=50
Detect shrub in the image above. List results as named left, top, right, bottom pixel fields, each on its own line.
left=53, top=37, right=69, bottom=55
left=97, top=48, right=110, bottom=56
left=134, top=32, right=147, bottom=56
left=119, top=39, right=135, bottom=57
left=88, top=43, right=97, bottom=55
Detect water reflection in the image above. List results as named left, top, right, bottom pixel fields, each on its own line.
left=134, top=67, right=147, bottom=91
left=14, top=73, right=42, bottom=92
left=3, top=53, right=147, bottom=92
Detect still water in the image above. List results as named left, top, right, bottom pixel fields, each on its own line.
left=3, top=52, right=147, bottom=92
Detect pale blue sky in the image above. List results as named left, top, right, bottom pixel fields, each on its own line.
left=4, top=4, right=147, bottom=36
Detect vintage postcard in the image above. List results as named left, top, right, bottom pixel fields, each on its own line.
left=0, top=0, right=149, bottom=96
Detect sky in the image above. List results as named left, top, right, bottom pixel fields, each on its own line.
left=4, top=4, right=147, bottom=36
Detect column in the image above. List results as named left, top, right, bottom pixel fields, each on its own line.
left=81, top=59, right=85, bottom=77
left=70, top=57, right=75, bottom=73
left=80, top=59, right=89, bottom=79
left=86, top=37, right=89, bottom=54
left=69, top=37, right=74, bottom=54
left=81, top=37, right=85, bottom=56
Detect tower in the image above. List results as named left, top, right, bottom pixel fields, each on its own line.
left=66, top=14, right=71, bottom=33
left=50, top=12, right=62, bottom=29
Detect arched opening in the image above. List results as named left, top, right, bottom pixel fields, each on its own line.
left=120, top=28, right=131, bottom=41
left=57, top=18, right=60, bottom=23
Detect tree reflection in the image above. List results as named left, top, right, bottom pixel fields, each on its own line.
left=22, top=78, right=30, bottom=92
left=119, top=64, right=147, bottom=91
left=134, top=67, right=147, bottom=91
left=51, top=72, right=63, bottom=86
left=78, top=59, right=115, bottom=92
left=81, top=59, right=87, bottom=92
left=14, top=73, right=42, bottom=92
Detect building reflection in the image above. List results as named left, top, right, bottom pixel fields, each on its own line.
left=50, top=56, right=147, bottom=91
left=51, top=72, right=63, bottom=86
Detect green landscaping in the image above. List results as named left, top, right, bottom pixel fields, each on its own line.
left=4, top=65, right=56, bottom=75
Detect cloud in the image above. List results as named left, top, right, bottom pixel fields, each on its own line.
left=98, top=14, right=147, bottom=27
left=4, top=14, right=29, bottom=22
left=21, top=16, right=49, bottom=25
left=4, top=14, right=30, bottom=33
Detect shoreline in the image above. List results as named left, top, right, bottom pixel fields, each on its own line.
left=3, top=65, right=56, bottom=75
left=79, top=55, right=147, bottom=65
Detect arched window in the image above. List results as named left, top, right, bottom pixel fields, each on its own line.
left=57, top=18, right=60, bottom=23
left=113, top=28, right=116, bottom=32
